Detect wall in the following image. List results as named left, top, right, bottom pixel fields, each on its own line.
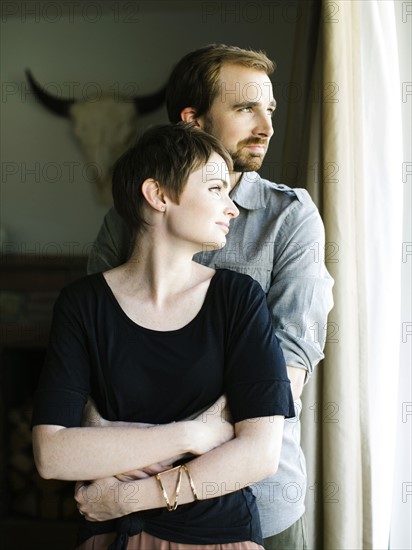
left=1, top=0, right=298, bottom=255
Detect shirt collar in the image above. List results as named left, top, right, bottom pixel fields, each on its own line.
left=230, top=171, right=266, bottom=210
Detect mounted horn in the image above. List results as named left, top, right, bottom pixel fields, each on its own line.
left=26, top=68, right=166, bottom=118
left=25, top=69, right=75, bottom=118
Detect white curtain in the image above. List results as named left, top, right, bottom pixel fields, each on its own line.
left=358, top=2, right=403, bottom=547
left=284, top=1, right=403, bottom=547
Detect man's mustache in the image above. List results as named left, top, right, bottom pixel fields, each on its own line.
left=240, top=138, right=268, bottom=147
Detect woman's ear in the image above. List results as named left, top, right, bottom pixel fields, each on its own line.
left=180, top=107, right=201, bottom=126
left=141, top=179, right=166, bottom=212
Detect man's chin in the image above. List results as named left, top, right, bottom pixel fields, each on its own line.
left=232, top=151, right=266, bottom=172
left=233, top=158, right=264, bottom=172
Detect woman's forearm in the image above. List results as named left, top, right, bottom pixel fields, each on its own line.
left=33, top=410, right=233, bottom=481
left=75, top=416, right=285, bottom=520
left=33, top=396, right=233, bottom=480
left=140, top=417, right=284, bottom=508
left=33, top=423, right=194, bottom=480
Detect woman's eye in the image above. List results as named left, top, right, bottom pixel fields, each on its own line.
left=210, top=186, right=221, bottom=196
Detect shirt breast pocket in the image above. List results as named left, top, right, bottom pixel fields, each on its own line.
left=215, top=264, right=272, bottom=293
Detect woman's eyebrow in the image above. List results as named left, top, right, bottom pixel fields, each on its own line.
left=206, top=177, right=230, bottom=189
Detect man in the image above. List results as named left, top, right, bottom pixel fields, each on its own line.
left=84, top=44, right=334, bottom=549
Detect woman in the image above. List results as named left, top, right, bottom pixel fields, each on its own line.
left=32, top=123, right=295, bottom=550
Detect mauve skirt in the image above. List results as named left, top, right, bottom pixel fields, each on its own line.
left=76, top=532, right=264, bottom=550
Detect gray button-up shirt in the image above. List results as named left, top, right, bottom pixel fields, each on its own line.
left=87, top=171, right=334, bottom=536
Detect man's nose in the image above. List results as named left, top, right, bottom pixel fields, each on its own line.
left=254, top=112, right=274, bottom=138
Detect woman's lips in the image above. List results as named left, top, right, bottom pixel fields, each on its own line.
left=216, top=222, right=230, bottom=234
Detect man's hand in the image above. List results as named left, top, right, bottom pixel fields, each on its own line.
left=81, top=397, right=153, bottom=429
left=81, top=397, right=105, bottom=427
left=80, top=395, right=234, bottom=481
left=74, top=396, right=235, bottom=520
left=116, top=397, right=234, bottom=480
left=287, top=366, right=306, bottom=401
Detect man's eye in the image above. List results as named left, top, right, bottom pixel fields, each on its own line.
left=241, top=107, right=251, bottom=113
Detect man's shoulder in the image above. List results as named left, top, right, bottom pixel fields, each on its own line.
left=102, top=207, right=127, bottom=230
left=237, top=172, right=316, bottom=212
left=256, top=174, right=314, bottom=206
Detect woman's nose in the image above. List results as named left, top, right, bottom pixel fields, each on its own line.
left=225, top=198, right=239, bottom=219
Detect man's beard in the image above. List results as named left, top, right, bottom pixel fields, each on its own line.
left=231, top=148, right=265, bottom=172
left=202, top=116, right=267, bottom=172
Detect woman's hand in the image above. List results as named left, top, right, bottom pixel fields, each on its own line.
left=75, top=478, right=133, bottom=521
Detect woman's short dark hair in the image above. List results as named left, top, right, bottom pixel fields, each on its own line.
left=112, top=122, right=233, bottom=235
left=166, top=44, right=275, bottom=123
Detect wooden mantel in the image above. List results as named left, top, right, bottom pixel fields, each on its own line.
left=0, top=255, right=88, bottom=349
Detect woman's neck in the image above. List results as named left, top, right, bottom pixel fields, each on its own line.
left=103, top=232, right=215, bottom=331
left=111, top=233, right=204, bottom=307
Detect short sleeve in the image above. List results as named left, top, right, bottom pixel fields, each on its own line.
left=223, top=275, right=295, bottom=423
left=31, top=286, right=90, bottom=427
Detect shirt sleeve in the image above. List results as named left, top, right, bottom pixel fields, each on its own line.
left=224, top=275, right=295, bottom=423
left=31, top=287, right=91, bottom=427
left=268, top=190, right=334, bottom=379
left=87, top=208, right=132, bottom=275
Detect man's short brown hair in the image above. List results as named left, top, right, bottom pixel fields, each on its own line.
left=166, top=44, right=275, bottom=123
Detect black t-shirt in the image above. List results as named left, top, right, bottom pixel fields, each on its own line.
left=32, top=269, right=294, bottom=545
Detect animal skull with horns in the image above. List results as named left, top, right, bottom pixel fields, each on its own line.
left=26, top=70, right=166, bottom=204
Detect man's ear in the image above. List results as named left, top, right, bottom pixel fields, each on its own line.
left=141, top=178, right=166, bottom=212
left=180, top=107, right=201, bottom=126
